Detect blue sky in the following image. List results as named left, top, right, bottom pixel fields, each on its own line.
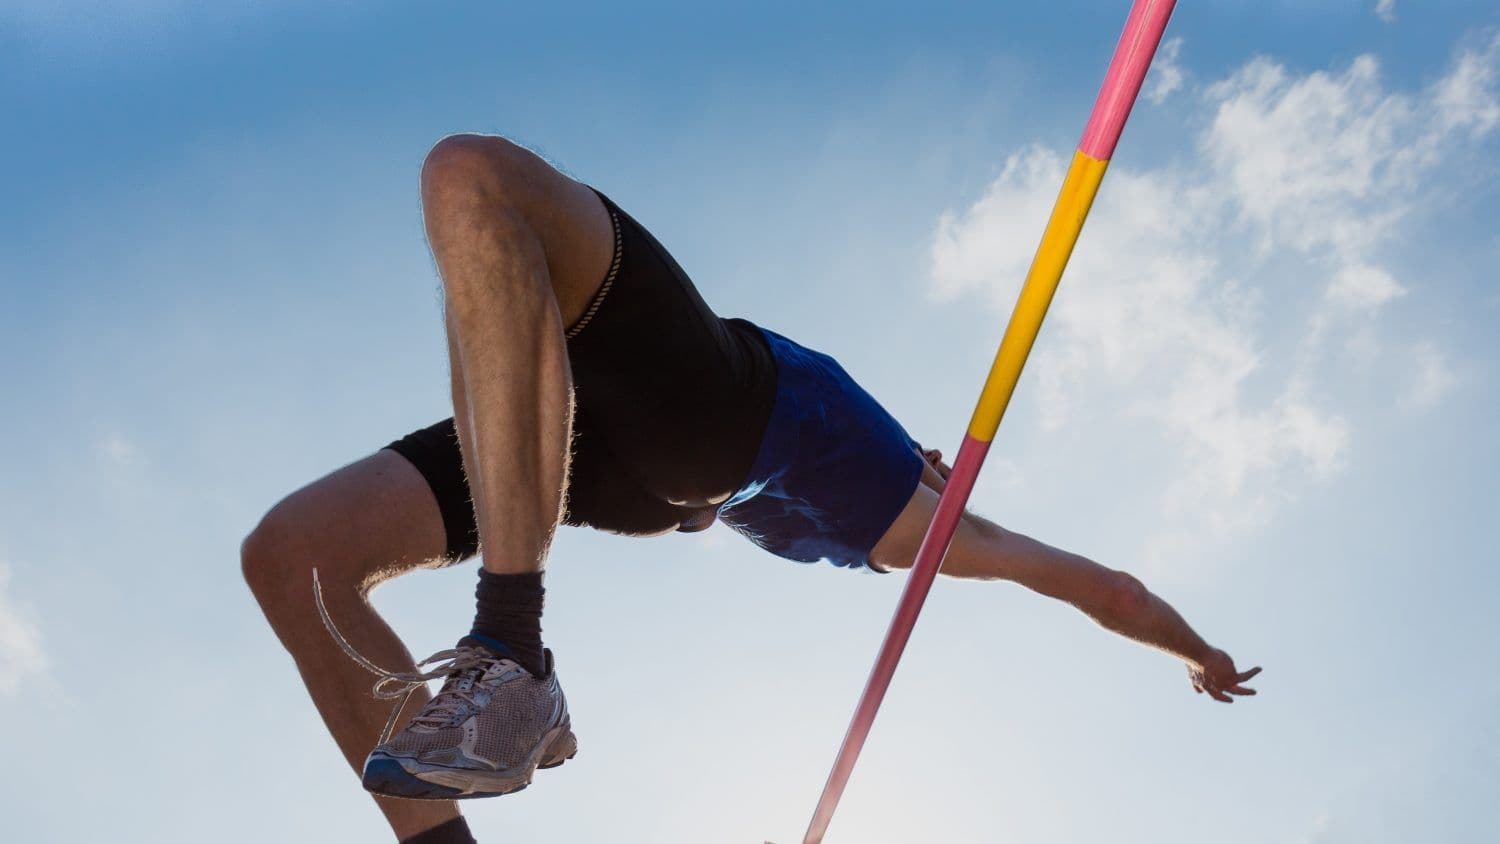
left=2, top=1, right=1497, bottom=842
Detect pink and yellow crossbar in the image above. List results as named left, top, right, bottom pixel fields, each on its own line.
left=801, top=3, right=1179, bottom=842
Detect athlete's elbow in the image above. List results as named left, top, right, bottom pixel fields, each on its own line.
left=1102, top=571, right=1150, bottom=622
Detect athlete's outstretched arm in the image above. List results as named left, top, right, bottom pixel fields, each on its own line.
left=869, top=450, right=1261, bottom=703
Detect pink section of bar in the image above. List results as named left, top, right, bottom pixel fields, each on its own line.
left=1078, top=0, right=1178, bottom=160
left=802, top=434, right=992, bottom=844
left=799, top=3, right=1181, bottom=840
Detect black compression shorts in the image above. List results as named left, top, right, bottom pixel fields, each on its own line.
left=385, top=189, right=778, bottom=560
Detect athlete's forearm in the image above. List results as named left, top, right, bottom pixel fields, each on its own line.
left=1083, top=575, right=1214, bottom=666
left=940, top=512, right=1215, bottom=666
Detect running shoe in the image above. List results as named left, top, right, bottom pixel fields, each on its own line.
left=360, top=637, right=578, bottom=800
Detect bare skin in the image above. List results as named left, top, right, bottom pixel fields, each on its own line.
left=242, top=452, right=467, bottom=840
left=243, top=447, right=1258, bottom=840
left=420, top=134, right=614, bottom=575
left=244, top=135, right=615, bottom=839
left=243, top=134, right=1256, bottom=840
left=870, top=449, right=1261, bottom=701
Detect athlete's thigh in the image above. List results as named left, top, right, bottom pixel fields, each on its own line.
left=256, top=448, right=451, bottom=590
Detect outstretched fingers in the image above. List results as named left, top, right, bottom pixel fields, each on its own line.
left=1189, top=663, right=1262, bottom=703
left=1225, top=666, right=1262, bottom=697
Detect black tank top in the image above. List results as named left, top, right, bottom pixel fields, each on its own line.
left=564, top=192, right=778, bottom=508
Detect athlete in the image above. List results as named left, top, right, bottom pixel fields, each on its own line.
left=242, top=134, right=1261, bottom=844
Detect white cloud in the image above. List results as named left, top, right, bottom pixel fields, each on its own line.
left=931, top=35, right=1498, bottom=562
left=1146, top=37, right=1187, bottom=105
left=1433, top=34, right=1500, bottom=138
left=1326, top=263, right=1405, bottom=311
left=1400, top=344, right=1458, bottom=411
left=1375, top=0, right=1397, bottom=24
left=0, top=562, right=46, bottom=696
left=1206, top=56, right=1422, bottom=258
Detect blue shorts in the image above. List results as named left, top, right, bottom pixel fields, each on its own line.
left=718, top=327, right=925, bottom=570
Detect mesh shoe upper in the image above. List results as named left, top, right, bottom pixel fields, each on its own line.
left=377, top=643, right=569, bottom=772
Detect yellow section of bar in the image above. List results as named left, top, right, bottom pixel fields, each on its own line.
left=967, top=150, right=1109, bottom=442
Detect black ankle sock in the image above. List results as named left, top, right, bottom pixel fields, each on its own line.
left=471, top=569, right=546, bottom=677
left=401, top=817, right=476, bottom=844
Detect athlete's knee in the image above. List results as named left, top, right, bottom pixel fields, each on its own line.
left=241, top=506, right=303, bottom=610
left=241, top=498, right=354, bottom=614
left=420, top=133, right=542, bottom=212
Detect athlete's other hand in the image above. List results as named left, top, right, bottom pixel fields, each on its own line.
left=920, top=447, right=951, bottom=481
left=1188, top=649, right=1261, bottom=703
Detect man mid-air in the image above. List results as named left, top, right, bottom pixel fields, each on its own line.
left=242, top=134, right=1260, bottom=844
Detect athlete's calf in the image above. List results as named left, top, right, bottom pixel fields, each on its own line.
left=242, top=451, right=470, bottom=841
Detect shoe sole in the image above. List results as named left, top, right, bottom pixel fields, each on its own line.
left=363, top=725, right=578, bottom=801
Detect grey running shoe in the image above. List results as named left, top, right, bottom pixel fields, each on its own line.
left=360, top=638, right=578, bottom=800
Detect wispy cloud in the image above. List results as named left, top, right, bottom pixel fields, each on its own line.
left=1375, top=0, right=1397, bottom=25
left=1400, top=343, right=1458, bottom=411
left=931, top=33, right=1499, bottom=563
left=0, top=561, right=45, bottom=696
left=1146, top=37, right=1186, bottom=105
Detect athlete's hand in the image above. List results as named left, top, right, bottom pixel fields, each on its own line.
left=1188, top=649, right=1261, bottom=703
left=920, top=447, right=951, bottom=481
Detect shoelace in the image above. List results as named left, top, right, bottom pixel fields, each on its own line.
left=312, top=568, right=511, bottom=743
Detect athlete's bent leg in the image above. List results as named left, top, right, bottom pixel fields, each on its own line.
left=242, top=451, right=466, bottom=842
left=420, top=134, right=613, bottom=576
left=352, top=135, right=599, bottom=802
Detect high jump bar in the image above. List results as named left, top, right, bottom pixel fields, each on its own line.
left=801, top=2, right=1181, bottom=840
